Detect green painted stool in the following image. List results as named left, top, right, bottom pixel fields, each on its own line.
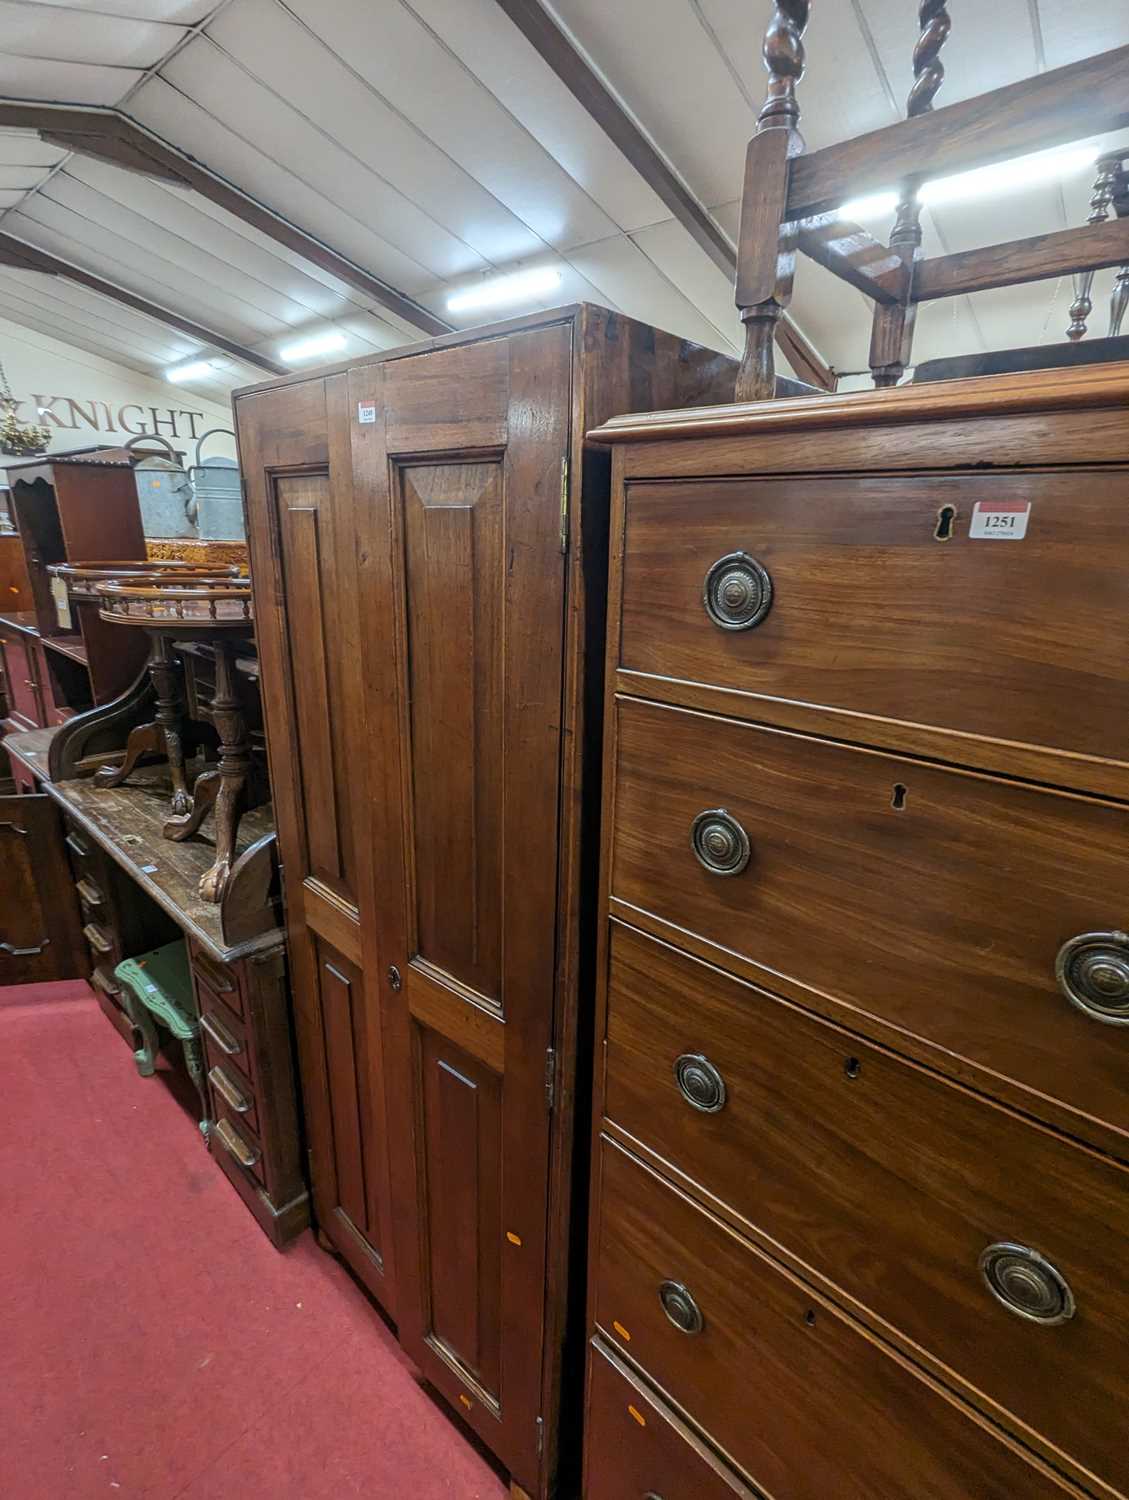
left=115, top=943, right=209, bottom=1138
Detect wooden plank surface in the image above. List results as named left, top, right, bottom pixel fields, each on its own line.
left=914, top=217, right=1129, bottom=300
left=787, top=46, right=1129, bottom=219
left=5, top=726, right=281, bottom=963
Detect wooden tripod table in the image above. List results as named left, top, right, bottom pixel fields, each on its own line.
left=95, top=577, right=254, bottom=903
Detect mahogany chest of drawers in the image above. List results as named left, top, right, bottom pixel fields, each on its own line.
left=583, top=365, right=1129, bottom=1500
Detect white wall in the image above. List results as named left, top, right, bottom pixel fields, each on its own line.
left=0, top=316, right=237, bottom=487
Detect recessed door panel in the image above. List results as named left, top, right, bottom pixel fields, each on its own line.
left=402, top=462, right=503, bottom=1004
left=317, top=942, right=385, bottom=1265
left=418, top=1027, right=502, bottom=1401
left=274, top=471, right=357, bottom=906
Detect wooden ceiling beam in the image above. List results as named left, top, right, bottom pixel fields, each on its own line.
left=491, top=0, right=836, bottom=391
left=0, top=229, right=289, bottom=375
left=0, top=100, right=452, bottom=338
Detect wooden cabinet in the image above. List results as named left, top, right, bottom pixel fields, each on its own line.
left=236, top=304, right=737, bottom=1496
left=585, top=366, right=1129, bottom=1500
left=0, top=791, right=85, bottom=984
left=2, top=451, right=148, bottom=718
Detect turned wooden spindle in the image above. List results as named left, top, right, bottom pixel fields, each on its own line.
left=734, top=1, right=811, bottom=404
left=1106, top=156, right=1129, bottom=337
left=869, top=1, right=950, bottom=387
left=1067, top=155, right=1121, bottom=340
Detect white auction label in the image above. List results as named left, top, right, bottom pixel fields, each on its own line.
left=969, top=499, right=1030, bottom=540
left=357, top=400, right=377, bottom=424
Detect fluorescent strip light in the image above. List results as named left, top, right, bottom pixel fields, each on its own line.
left=447, top=267, right=562, bottom=315
left=839, top=191, right=899, bottom=223
left=841, top=143, right=1101, bottom=224
left=166, top=359, right=217, bottom=384
left=278, top=330, right=347, bottom=364
left=919, top=144, right=1100, bottom=208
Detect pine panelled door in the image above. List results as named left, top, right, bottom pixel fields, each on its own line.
left=234, top=304, right=737, bottom=1497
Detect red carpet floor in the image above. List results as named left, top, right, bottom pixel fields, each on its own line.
left=0, top=981, right=509, bottom=1500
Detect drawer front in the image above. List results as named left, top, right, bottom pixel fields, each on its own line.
left=81, top=919, right=117, bottom=961
left=207, top=1060, right=260, bottom=1138
left=605, top=923, right=1129, bottom=1489
left=611, top=696, right=1129, bottom=1144
left=190, top=943, right=244, bottom=1019
left=62, top=818, right=97, bottom=880
left=619, top=470, right=1129, bottom=766
left=594, top=1140, right=1081, bottom=1500
left=585, top=1340, right=760, bottom=1500
left=199, top=989, right=253, bottom=1088
left=211, top=1103, right=264, bottom=1188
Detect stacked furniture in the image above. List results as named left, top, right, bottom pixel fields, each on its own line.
left=2, top=553, right=305, bottom=1247
left=580, top=10, right=1129, bottom=1500
left=0, top=450, right=151, bottom=741
left=234, top=304, right=745, bottom=1499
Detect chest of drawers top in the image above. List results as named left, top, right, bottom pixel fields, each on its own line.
left=591, top=360, right=1129, bottom=800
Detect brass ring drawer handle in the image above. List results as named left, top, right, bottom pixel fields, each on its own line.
left=1056, top=931, right=1129, bottom=1025
left=659, top=1280, right=704, bottom=1335
left=214, top=1117, right=260, bottom=1170
left=703, top=551, right=773, bottom=631
left=201, top=1012, right=242, bottom=1056
left=208, top=1065, right=251, bottom=1115
left=674, top=1053, right=727, bottom=1113
left=979, top=1243, right=1075, bottom=1325
left=690, top=809, right=750, bottom=877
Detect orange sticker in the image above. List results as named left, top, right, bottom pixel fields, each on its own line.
left=612, top=1320, right=631, bottom=1342
left=627, top=1404, right=646, bottom=1427
left=506, top=1231, right=523, bottom=1246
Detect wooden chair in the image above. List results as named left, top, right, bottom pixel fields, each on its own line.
left=734, top=3, right=1129, bottom=399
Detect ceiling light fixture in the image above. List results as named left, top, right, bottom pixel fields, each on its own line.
left=840, top=143, right=1101, bottom=223
left=278, top=330, right=347, bottom=364
left=165, top=359, right=218, bottom=384
left=447, top=267, right=563, bottom=315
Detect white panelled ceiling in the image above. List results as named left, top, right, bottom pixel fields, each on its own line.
left=0, top=0, right=1126, bottom=400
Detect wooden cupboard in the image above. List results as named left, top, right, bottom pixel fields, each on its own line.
left=234, top=304, right=739, bottom=1496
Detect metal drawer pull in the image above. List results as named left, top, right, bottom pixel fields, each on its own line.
left=82, top=923, right=112, bottom=955
left=208, top=1065, right=251, bottom=1115
left=1055, top=931, right=1129, bottom=1025
left=76, top=877, right=103, bottom=908
left=214, top=1117, right=260, bottom=1170
left=201, top=1012, right=242, bottom=1056
left=703, top=551, right=773, bottom=631
left=193, top=952, right=236, bottom=993
left=659, top=1280, right=704, bottom=1335
left=674, top=1053, right=727, bottom=1113
left=690, top=809, right=750, bottom=877
left=979, top=1243, right=1075, bottom=1325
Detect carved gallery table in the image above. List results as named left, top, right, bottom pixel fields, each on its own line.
left=4, top=724, right=308, bottom=1247
left=94, top=577, right=255, bottom=903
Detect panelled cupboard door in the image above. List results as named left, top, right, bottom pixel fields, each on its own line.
left=351, top=324, right=572, bottom=1489
left=238, top=373, right=397, bottom=1315
left=0, top=793, right=84, bottom=983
